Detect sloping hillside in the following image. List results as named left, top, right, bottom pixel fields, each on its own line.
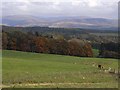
left=2, top=50, right=118, bottom=88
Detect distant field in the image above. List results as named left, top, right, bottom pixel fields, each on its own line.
left=2, top=50, right=118, bottom=88
left=90, top=33, right=118, bottom=37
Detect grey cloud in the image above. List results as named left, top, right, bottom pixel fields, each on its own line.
left=2, top=1, right=118, bottom=19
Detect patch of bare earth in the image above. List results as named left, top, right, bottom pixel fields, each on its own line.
left=2, top=83, right=118, bottom=88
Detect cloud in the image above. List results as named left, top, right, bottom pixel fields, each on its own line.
left=1, top=0, right=119, bottom=19
left=87, top=0, right=98, bottom=7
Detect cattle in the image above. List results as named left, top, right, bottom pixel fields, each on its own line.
left=98, top=64, right=103, bottom=69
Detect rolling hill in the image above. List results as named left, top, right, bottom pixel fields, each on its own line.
left=2, top=15, right=117, bottom=30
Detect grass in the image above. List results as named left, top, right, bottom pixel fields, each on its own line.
left=2, top=50, right=119, bottom=88
left=92, top=49, right=99, bottom=57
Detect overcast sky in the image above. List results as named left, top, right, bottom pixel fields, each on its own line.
left=1, top=0, right=119, bottom=19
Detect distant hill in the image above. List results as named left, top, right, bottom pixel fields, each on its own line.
left=2, top=15, right=117, bottom=30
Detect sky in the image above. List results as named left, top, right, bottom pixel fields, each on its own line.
left=1, top=0, right=120, bottom=19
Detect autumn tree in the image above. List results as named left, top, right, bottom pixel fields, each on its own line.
left=2, top=32, right=8, bottom=49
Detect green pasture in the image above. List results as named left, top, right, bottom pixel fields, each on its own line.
left=2, top=50, right=118, bottom=88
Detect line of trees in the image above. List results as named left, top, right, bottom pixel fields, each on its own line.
left=99, top=42, right=119, bottom=59
left=2, top=31, right=93, bottom=57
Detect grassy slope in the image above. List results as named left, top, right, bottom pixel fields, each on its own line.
left=2, top=50, right=118, bottom=88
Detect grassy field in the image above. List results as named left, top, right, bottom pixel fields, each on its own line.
left=90, top=33, right=118, bottom=37
left=2, top=50, right=118, bottom=88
